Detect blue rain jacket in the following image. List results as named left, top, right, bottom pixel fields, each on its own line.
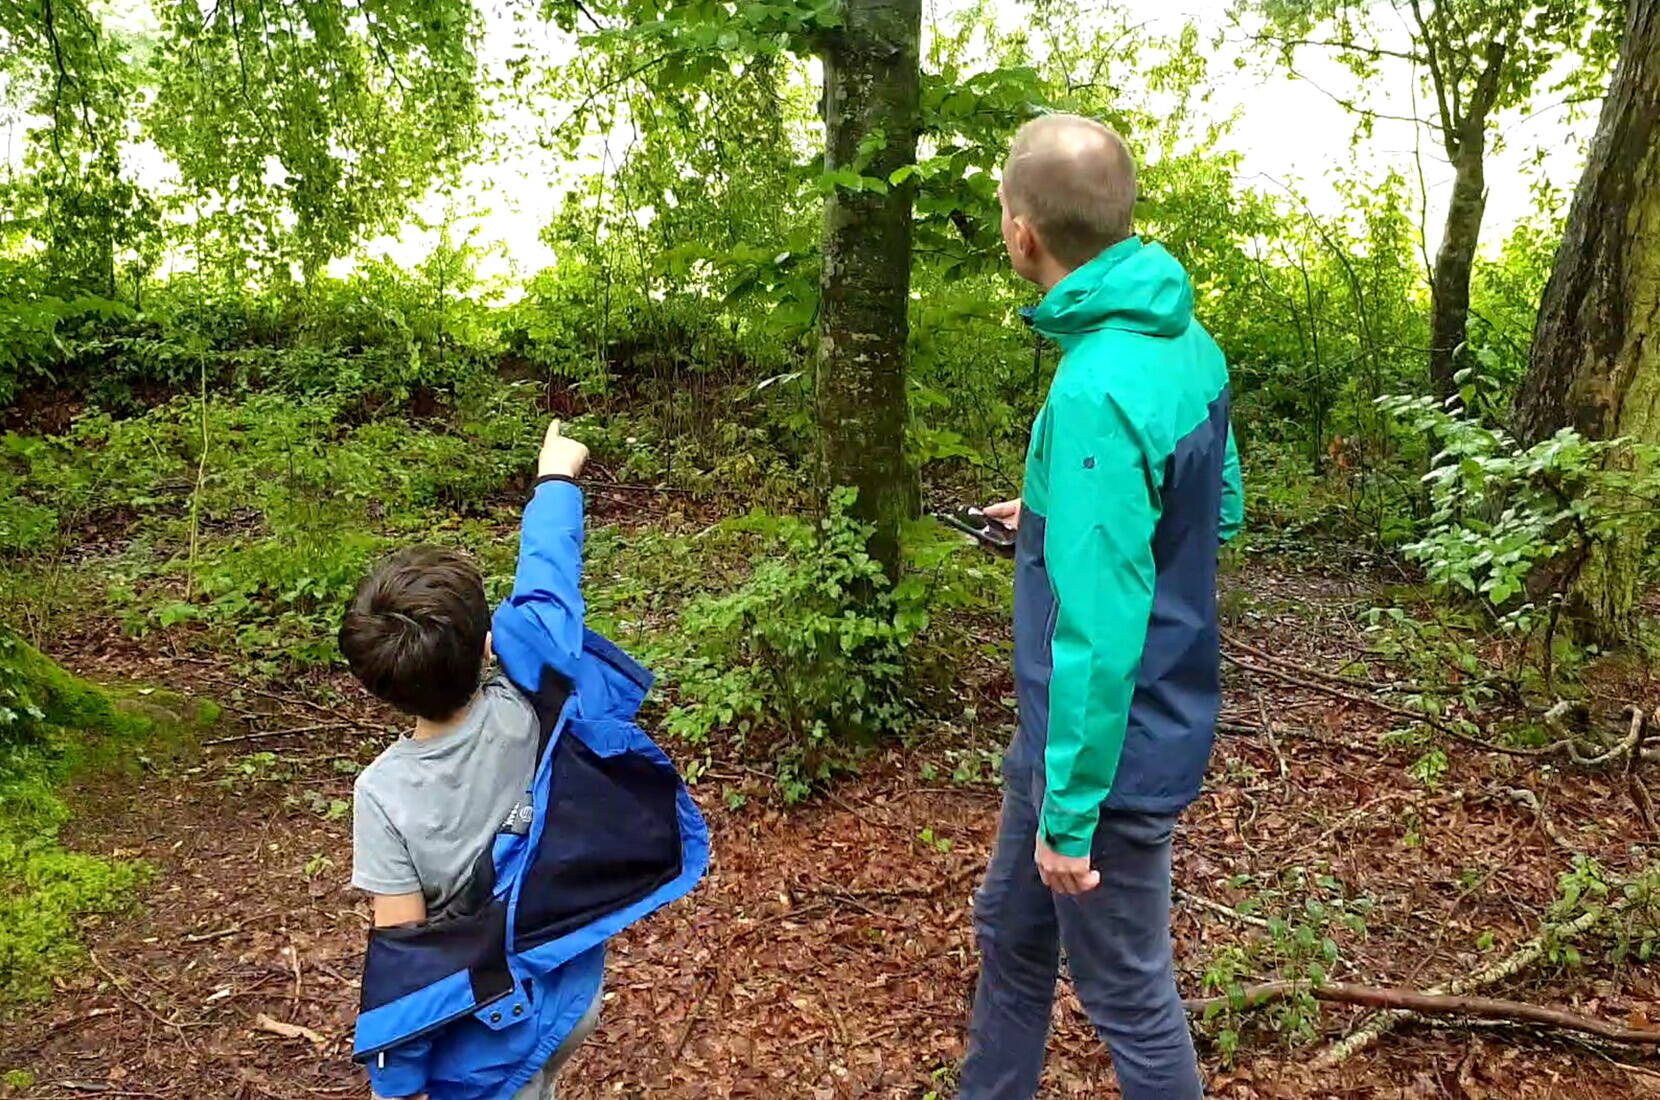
left=352, top=476, right=710, bottom=1099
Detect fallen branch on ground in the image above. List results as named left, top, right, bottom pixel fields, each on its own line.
left=1230, top=654, right=1653, bottom=769
left=1311, top=894, right=1618, bottom=1067
left=1186, top=980, right=1660, bottom=1046
left=1222, top=633, right=1398, bottom=693
left=1226, top=652, right=1546, bottom=757
left=1631, top=710, right=1660, bottom=841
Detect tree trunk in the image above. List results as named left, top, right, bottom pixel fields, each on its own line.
left=1511, top=0, right=1660, bottom=635
left=1429, top=134, right=1488, bottom=398
left=815, top=0, right=922, bottom=581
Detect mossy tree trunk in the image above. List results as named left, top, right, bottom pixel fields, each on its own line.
left=1426, top=36, right=1508, bottom=399
left=1511, top=0, right=1660, bottom=636
left=815, top=0, right=922, bottom=581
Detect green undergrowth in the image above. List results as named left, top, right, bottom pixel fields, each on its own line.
left=0, top=628, right=211, bottom=1007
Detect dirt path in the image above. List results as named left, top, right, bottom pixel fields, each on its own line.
left=4, top=572, right=1659, bottom=1100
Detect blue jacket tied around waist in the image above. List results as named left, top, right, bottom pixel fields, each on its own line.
left=353, top=477, right=710, bottom=1100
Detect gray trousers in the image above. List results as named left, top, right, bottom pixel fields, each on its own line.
left=960, top=769, right=1203, bottom=1100
left=511, top=991, right=602, bottom=1100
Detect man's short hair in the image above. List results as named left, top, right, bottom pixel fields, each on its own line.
left=1002, top=114, right=1138, bottom=270
left=339, top=546, right=489, bottom=721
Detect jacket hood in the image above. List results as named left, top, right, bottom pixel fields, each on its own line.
left=1032, top=237, right=1194, bottom=341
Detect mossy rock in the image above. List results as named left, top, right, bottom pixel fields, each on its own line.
left=0, top=627, right=217, bottom=1007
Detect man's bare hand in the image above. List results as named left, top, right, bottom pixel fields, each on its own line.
left=983, top=498, right=1022, bottom=531
left=1035, top=835, right=1099, bottom=895
left=538, top=420, right=589, bottom=480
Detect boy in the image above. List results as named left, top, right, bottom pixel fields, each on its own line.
left=340, top=420, right=708, bottom=1100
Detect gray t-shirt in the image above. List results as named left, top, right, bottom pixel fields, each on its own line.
left=351, top=675, right=540, bottom=917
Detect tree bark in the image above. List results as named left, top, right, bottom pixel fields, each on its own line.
left=1428, top=135, right=1487, bottom=398
left=815, top=0, right=922, bottom=580
left=1511, top=0, right=1660, bottom=635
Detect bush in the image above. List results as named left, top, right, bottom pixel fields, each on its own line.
left=651, top=491, right=1003, bottom=799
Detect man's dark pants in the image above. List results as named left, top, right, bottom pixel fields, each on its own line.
left=959, top=766, right=1203, bottom=1100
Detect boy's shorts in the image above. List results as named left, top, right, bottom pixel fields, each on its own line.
left=510, top=991, right=602, bottom=1100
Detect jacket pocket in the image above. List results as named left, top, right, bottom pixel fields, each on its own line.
left=512, top=718, right=683, bottom=952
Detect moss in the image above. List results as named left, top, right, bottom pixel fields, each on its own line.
left=0, top=628, right=211, bottom=1007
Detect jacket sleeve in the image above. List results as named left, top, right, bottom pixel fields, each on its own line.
left=492, top=476, right=586, bottom=689
left=1039, top=389, right=1159, bottom=858
left=366, top=1036, right=433, bottom=1099
left=1219, top=425, right=1243, bottom=544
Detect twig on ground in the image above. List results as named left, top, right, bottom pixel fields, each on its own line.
left=181, top=911, right=280, bottom=943
left=1625, top=709, right=1659, bottom=841
left=1176, top=888, right=1271, bottom=930
left=252, top=1012, right=325, bottom=1047
left=1406, top=869, right=1492, bottom=986
left=287, top=940, right=303, bottom=1013
left=88, top=952, right=191, bottom=1043
left=1216, top=718, right=1381, bottom=757
left=1222, top=633, right=1391, bottom=692
left=1186, top=980, right=1660, bottom=1045
left=1256, top=687, right=1290, bottom=784
left=1505, top=787, right=1576, bottom=852
left=201, top=722, right=355, bottom=747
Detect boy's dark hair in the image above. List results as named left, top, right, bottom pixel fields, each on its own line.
left=339, top=546, right=490, bottom=721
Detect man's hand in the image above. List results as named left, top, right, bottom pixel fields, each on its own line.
left=538, top=419, right=589, bottom=480
left=1035, top=835, right=1099, bottom=895
left=983, top=498, right=1022, bottom=531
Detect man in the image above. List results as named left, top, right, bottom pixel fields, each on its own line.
left=960, top=114, right=1243, bottom=1100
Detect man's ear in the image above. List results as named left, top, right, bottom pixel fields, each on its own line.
left=1014, top=217, right=1041, bottom=264
left=483, top=631, right=495, bottom=667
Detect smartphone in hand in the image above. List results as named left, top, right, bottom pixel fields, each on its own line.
left=936, top=508, right=1017, bottom=557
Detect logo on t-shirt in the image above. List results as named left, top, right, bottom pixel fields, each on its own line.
left=500, top=793, right=534, bottom=836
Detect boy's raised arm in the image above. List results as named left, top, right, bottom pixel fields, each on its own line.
left=492, top=421, right=592, bottom=689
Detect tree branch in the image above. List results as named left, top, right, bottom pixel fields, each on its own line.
left=1409, top=0, right=1457, bottom=156
left=1247, top=32, right=1425, bottom=64
left=1466, top=33, right=1512, bottom=125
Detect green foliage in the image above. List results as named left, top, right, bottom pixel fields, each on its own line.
left=1544, top=857, right=1660, bottom=970
left=644, top=493, right=999, bottom=798
left=660, top=490, right=920, bottom=789
left=1380, top=396, right=1660, bottom=617
left=1198, top=867, right=1372, bottom=1058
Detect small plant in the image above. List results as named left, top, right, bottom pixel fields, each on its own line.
left=218, top=751, right=295, bottom=790
left=287, top=789, right=350, bottom=821
left=917, top=827, right=952, bottom=854
left=1196, top=868, right=1372, bottom=1058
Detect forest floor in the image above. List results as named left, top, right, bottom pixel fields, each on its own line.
left=3, top=497, right=1660, bottom=1100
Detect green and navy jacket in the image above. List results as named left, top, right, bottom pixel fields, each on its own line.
left=353, top=478, right=709, bottom=1100
left=1010, top=237, right=1243, bottom=857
